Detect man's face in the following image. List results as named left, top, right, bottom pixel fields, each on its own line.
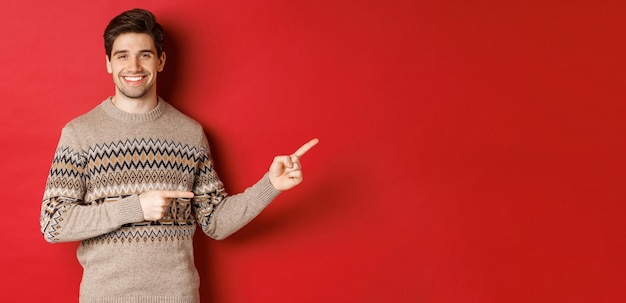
left=106, top=33, right=165, bottom=99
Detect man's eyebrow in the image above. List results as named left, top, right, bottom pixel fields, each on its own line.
left=112, top=50, right=129, bottom=56
left=112, top=49, right=155, bottom=56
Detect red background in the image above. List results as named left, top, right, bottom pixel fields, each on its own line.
left=1, top=0, right=625, bottom=302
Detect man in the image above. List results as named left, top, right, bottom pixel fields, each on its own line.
left=40, top=8, right=318, bottom=303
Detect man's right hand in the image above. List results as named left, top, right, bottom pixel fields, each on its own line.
left=138, top=190, right=195, bottom=221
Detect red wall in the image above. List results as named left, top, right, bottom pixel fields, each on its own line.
left=2, top=1, right=625, bottom=302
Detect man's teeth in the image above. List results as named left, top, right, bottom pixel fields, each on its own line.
left=124, top=76, right=143, bottom=81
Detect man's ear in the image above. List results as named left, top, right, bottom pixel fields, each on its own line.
left=106, top=55, right=112, bottom=74
left=158, top=51, right=166, bottom=72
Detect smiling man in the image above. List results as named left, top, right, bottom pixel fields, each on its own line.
left=40, top=8, right=318, bottom=303
left=106, top=30, right=165, bottom=111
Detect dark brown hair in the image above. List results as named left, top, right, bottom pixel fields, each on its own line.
left=104, top=8, right=164, bottom=59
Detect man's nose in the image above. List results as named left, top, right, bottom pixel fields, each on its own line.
left=127, top=56, right=142, bottom=72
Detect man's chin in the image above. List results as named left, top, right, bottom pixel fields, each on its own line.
left=117, top=87, right=151, bottom=99
left=122, top=93, right=149, bottom=99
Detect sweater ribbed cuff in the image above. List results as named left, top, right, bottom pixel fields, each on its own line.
left=112, top=195, right=145, bottom=225
left=255, top=173, right=282, bottom=207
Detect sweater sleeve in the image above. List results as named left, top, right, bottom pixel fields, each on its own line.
left=192, top=140, right=281, bottom=240
left=40, top=128, right=145, bottom=243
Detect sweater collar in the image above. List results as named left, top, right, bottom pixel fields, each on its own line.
left=101, top=97, right=167, bottom=123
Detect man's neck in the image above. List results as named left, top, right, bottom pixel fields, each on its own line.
left=111, top=93, right=158, bottom=114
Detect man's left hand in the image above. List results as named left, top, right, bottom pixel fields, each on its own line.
left=268, top=138, right=319, bottom=191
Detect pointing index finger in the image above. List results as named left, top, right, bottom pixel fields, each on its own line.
left=293, top=138, right=319, bottom=158
left=162, top=190, right=195, bottom=199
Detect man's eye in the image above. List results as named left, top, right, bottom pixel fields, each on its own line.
left=117, top=55, right=127, bottom=59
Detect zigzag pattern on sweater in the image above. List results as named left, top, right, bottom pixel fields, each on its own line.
left=82, top=224, right=196, bottom=245
left=40, top=196, right=79, bottom=242
left=42, top=137, right=224, bottom=242
left=44, top=138, right=220, bottom=199
left=85, top=138, right=202, bottom=174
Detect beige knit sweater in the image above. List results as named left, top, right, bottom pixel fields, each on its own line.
left=40, top=98, right=280, bottom=303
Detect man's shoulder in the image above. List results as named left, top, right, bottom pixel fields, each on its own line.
left=62, top=99, right=108, bottom=129
left=162, top=102, right=203, bottom=130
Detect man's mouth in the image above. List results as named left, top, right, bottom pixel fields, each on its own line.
left=123, top=75, right=145, bottom=83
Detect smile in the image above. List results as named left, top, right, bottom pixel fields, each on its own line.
left=123, top=76, right=145, bottom=82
